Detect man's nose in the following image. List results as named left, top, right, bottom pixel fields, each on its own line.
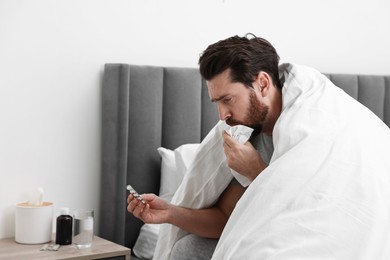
left=218, top=104, right=231, bottom=121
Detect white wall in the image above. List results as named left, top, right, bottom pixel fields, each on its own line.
left=1, top=0, right=389, bottom=239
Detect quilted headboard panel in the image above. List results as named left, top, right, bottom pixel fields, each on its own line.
left=100, top=64, right=390, bottom=250
left=100, top=64, right=219, bottom=249
left=324, top=74, right=390, bottom=126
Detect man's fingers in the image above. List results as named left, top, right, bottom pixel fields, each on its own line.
left=127, top=197, right=138, bottom=213
left=132, top=202, right=147, bottom=217
left=222, top=130, right=235, bottom=148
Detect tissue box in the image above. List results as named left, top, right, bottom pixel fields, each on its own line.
left=15, top=202, right=54, bottom=244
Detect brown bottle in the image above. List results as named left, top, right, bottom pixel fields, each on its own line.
left=55, top=208, right=73, bottom=245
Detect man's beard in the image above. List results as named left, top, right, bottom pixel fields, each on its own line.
left=226, top=91, right=268, bottom=137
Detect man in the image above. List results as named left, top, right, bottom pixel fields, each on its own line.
left=127, top=36, right=277, bottom=259
left=129, top=34, right=390, bottom=259
left=201, top=35, right=390, bottom=259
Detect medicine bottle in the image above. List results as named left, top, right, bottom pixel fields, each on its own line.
left=55, top=207, right=73, bottom=245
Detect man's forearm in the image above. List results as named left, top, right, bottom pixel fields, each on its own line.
left=167, top=205, right=228, bottom=239
left=163, top=182, right=245, bottom=239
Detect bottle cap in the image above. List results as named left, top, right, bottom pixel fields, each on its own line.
left=60, top=207, right=70, bottom=215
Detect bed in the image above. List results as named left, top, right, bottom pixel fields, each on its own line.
left=99, top=63, right=390, bottom=259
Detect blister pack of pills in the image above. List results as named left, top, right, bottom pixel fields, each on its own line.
left=40, top=243, right=60, bottom=251
left=127, top=185, right=147, bottom=204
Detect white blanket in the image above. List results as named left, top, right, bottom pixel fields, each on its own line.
left=212, top=64, right=390, bottom=259
left=154, top=63, right=390, bottom=260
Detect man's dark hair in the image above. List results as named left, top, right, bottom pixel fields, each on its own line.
left=198, top=34, right=282, bottom=89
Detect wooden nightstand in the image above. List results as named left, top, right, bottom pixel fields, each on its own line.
left=0, top=235, right=131, bottom=259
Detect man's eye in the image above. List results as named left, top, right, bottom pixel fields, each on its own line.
left=224, top=97, right=232, bottom=103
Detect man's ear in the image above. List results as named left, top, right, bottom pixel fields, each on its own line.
left=255, top=71, right=271, bottom=97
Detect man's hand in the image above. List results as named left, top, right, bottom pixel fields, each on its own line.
left=127, top=193, right=171, bottom=224
left=127, top=192, right=232, bottom=238
left=222, top=131, right=266, bottom=181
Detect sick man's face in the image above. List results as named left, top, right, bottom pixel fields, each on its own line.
left=207, top=69, right=269, bottom=135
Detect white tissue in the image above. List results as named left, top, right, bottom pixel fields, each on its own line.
left=224, top=123, right=254, bottom=187
left=27, top=187, right=45, bottom=206
left=226, top=125, right=253, bottom=144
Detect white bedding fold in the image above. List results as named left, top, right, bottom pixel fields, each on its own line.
left=153, top=121, right=234, bottom=260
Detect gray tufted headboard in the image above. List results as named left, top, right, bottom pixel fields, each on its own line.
left=99, top=63, right=390, bottom=252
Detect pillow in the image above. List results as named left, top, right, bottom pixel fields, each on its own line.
left=156, top=147, right=177, bottom=201
left=174, top=143, right=200, bottom=178
left=132, top=143, right=200, bottom=259
left=158, top=143, right=200, bottom=202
